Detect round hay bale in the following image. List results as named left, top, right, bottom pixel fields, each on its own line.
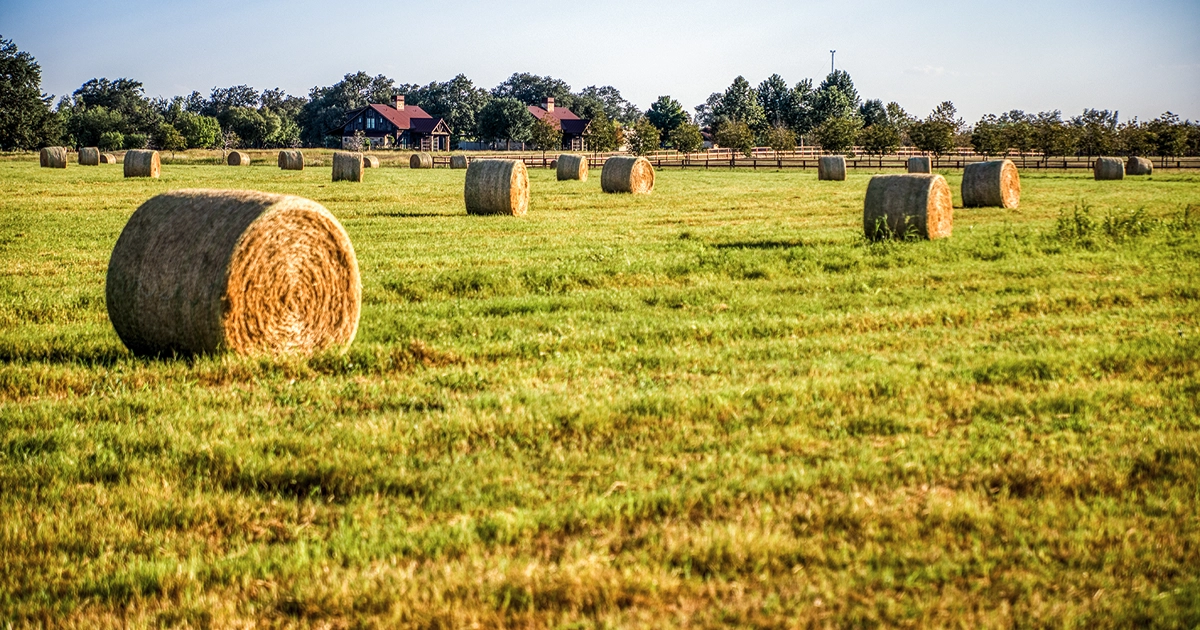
left=79, top=147, right=100, bottom=166
left=1094, top=157, right=1124, bottom=180
left=227, top=151, right=251, bottom=166
left=124, top=150, right=160, bottom=178
left=106, top=189, right=361, bottom=357
left=549, top=159, right=557, bottom=169
left=1126, top=156, right=1153, bottom=176
left=907, top=156, right=931, bottom=174
left=278, top=150, right=304, bottom=171
left=464, top=159, right=529, bottom=216
left=962, top=159, right=1020, bottom=208
left=100, top=153, right=118, bottom=164
left=450, top=155, right=468, bottom=169
left=410, top=153, right=433, bottom=169
left=601, top=156, right=654, bottom=194
left=863, top=174, right=953, bottom=241
left=556, top=154, right=588, bottom=181
left=363, top=155, right=381, bottom=169
left=332, top=151, right=363, bottom=182
left=818, top=156, right=846, bottom=181
left=40, top=147, right=68, bottom=169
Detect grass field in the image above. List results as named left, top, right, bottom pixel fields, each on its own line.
left=1, top=157, right=1198, bottom=628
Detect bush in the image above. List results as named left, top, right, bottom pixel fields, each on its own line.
left=814, top=115, right=862, bottom=154
left=123, top=133, right=148, bottom=150
left=669, top=123, right=703, bottom=154
left=715, top=120, right=754, bottom=157
left=98, top=130, right=124, bottom=151
left=625, top=118, right=661, bottom=156
left=153, top=122, right=187, bottom=152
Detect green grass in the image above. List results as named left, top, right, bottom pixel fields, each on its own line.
left=1, top=158, right=1198, bottom=628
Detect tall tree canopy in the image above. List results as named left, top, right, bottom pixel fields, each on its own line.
left=645, top=96, right=689, bottom=137
left=408, top=74, right=490, bottom=143
left=298, top=72, right=396, bottom=146
left=0, top=36, right=58, bottom=150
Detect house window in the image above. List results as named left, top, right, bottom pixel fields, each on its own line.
left=366, top=116, right=375, bottom=130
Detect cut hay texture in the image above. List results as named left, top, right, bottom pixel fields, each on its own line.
left=907, top=156, right=931, bottom=174
left=863, top=174, right=953, bottom=241
left=123, top=150, right=160, bottom=178
left=818, top=156, right=846, bottom=181
left=278, top=150, right=304, bottom=171
left=464, top=159, right=529, bottom=216
left=549, top=159, right=558, bottom=169
left=1094, top=157, right=1124, bottom=180
left=410, top=153, right=433, bottom=169
left=106, top=189, right=361, bottom=357
left=962, top=159, right=1020, bottom=208
left=601, top=156, right=654, bottom=194
left=556, top=154, right=588, bottom=181
left=363, top=156, right=381, bottom=169
left=332, top=152, right=363, bottom=182
left=100, top=153, right=118, bottom=164
left=227, top=151, right=251, bottom=166
left=79, top=147, right=100, bottom=166
left=40, top=147, right=68, bottom=168
left=1126, top=156, right=1153, bottom=176
left=450, top=155, right=468, bottom=169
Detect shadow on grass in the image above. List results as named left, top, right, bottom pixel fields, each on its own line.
left=713, top=239, right=806, bottom=250
left=371, top=211, right=464, bottom=218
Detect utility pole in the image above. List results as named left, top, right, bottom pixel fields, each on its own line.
left=830, top=50, right=836, bottom=73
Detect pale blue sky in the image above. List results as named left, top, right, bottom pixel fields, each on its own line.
left=3, top=0, right=1198, bottom=123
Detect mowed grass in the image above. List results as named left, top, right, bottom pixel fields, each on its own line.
left=1, top=157, right=1198, bottom=628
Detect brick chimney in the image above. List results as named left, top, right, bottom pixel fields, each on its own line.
left=394, top=94, right=405, bottom=111
left=543, top=97, right=554, bottom=113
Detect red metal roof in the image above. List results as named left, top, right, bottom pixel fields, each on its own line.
left=339, top=103, right=447, bottom=134
left=528, top=105, right=589, bottom=136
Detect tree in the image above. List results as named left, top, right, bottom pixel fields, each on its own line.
left=715, top=120, right=755, bottom=157
left=787, top=79, right=816, bottom=134
left=408, top=74, right=490, bottom=145
left=529, top=114, right=562, bottom=157
left=710, top=77, right=767, bottom=137
left=1186, top=122, right=1200, bottom=157
left=298, top=72, right=396, bottom=146
left=220, top=106, right=278, bottom=148
left=584, top=110, right=620, bottom=153
left=817, top=70, right=860, bottom=109
left=153, top=122, right=186, bottom=153
left=756, top=74, right=793, bottom=128
left=765, top=125, right=797, bottom=156
left=814, top=115, right=862, bottom=155
left=98, top=130, right=123, bottom=151
left=999, top=110, right=1034, bottom=161
left=909, top=119, right=956, bottom=162
left=810, top=86, right=857, bottom=129
left=928, top=101, right=964, bottom=134
left=626, top=118, right=661, bottom=156
left=66, top=106, right=125, bottom=148
left=1145, top=112, right=1188, bottom=162
left=72, top=77, right=161, bottom=136
left=885, top=102, right=913, bottom=143
left=970, top=114, right=1005, bottom=157
left=858, top=122, right=900, bottom=165
left=646, top=96, right=688, bottom=137
left=202, top=85, right=260, bottom=118
left=173, top=111, right=220, bottom=148
left=492, top=72, right=573, bottom=107
left=669, top=123, right=703, bottom=154
left=859, top=99, right=888, bottom=127
left=1071, top=109, right=1118, bottom=157
left=476, top=97, right=532, bottom=149
left=574, top=85, right=640, bottom=124
left=1032, top=110, right=1076, bottom=164
left=0, top=37, right=59, bottom=150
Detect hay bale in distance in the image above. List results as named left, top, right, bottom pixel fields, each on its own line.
left=363, top=156, right=381, bottom=169
left=1126, top=156, right=1153, bottom=176
left=332, top=152, right=363, bottom=182
left=227, top=151, right=251, bottom=166
left=863, top=174, right=953, bottom=241
left=124, top=150, right=160, bottom=178
left=40, top=147, right=68, bottom=169
left=818, top=156, right=846, bottom=181
left=278, top=150, right=304, bottom=171
left=549, top=159, right=557, bottom=169
left=410, top=153, right=433, bottom=169
left=106, top=189, right=361, bottom=357
left=450, top=155, right=468, bottom=169
left=907, top=156, right=931, bottom=173
left=99, top=153, right=118, bottom=164
left=79, top=147, right=100, bottom=166
left=962, top=159, right=1020, bottom=208
left=601, top=156, right=654, bottom=194
left=1094, top=157, right=1124, bottom=180
left=464, top=159, right=529, bottom=216
left=556, top=154, right=588, bottom=181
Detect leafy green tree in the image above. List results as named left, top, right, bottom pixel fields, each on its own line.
left=885, top=102, right=913, bottom=142
left=0, top=37, right=59, bottom=150
left=491, top=72, right=574, bottom=108
left=668, top=123, right=703, bottom=154
left=859, top=122, right=900, bottom=165
left=710, top=77, right=767, bottom=137
left=1186, top=123, right=1200, bottom=157
left=123, top=132, right=148, bottom=150
left=1117, top=120, right=1150, bottom=156
left=1071, top=109, right=1118, bottom=157
left=756, top=74, right=793, bottom=128
left=173, top=111, right=220, bottom=148
left=859, top=99, right=888, bottom=127
left=970, top=114, right=1005, bottom=157
left=765, top=125, right=797, bottom=156
left=476, top=97, right=532, bottom=149
left=999, top=110, right=1033, bottom=159
left=153, top=122, right=187, bottom=153
left=98, top=130, right=123, bottom=151
left=810, top=86, right=857, bottom=128
left=221, top=106, right=279, bottom=148
left=1145, top=112, right=1188, bottom=161
left=715, top=120, right=755, bottom=157
left=298, top=72, right=396, bottom=146
left=529, top=114, right=562, bottom=157
left=1032, top=110, right=1076, bottom=164
left=584, top=111, right=619, bottom=152
left=928, top=101, right=964, bottom=133
left=646, top=96, right=688, bottom=137
left=814, top=115, right=863, bottom=154
left=72, top=77, right=161, bottom=136
left=574, top=85, right=640, bottom=124
left=786, top=79, right=816, bottom=134
left=409, top=74, right=490, bottom=144
left=909, top=120, right=956, bottom=161
left=817, top=70, right=860, bottom=109
left=626, top=118, right=661, bottom=156
left=202, top=85, right=259, bottom=118
left=66, top=105, right=125, bottom=148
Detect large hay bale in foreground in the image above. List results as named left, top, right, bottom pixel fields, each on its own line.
left=907, top=156, right=931, bottom=173
left=1126, top=156, right=1153, bottom=176
left=818, top=156, right=846, bottom=181
left=962, top=159, right=1020, bottom=208
left=464, top=159, right=529, bottom=216
left=601, top=156, right=654, bottom=194
left=556, top=154, right=588, bottom=181
left=278, top=150, right=304, bottom=171
left=79, top=147, right=100, bottom=166
left=363, top=155, right=381, bottom=169
left=100, top=153, right=118, bottom=164
left=410, top=153, right=433, bottom=169
left=227, top=151, right=251, bottom=166
left=450, top=155, right=468, bottom=169
left=1094, top=157, right=1124, bottom=180
left=863, top=174, right=953, bottom=241
left=40, top=147, right=68, bottom=168
left=106, top=189, right=361, bottom=357
left=124, top=150, right=160, bottom=178
left=332, top=152, right=363, bottom=182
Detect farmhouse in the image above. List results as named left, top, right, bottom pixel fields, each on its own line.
left=337, top=95, right=451, bottom=151
left=527, top=98, right=589, bottom=151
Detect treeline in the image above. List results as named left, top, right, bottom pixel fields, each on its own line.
left=2, top=35, right=1199, bottom=159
